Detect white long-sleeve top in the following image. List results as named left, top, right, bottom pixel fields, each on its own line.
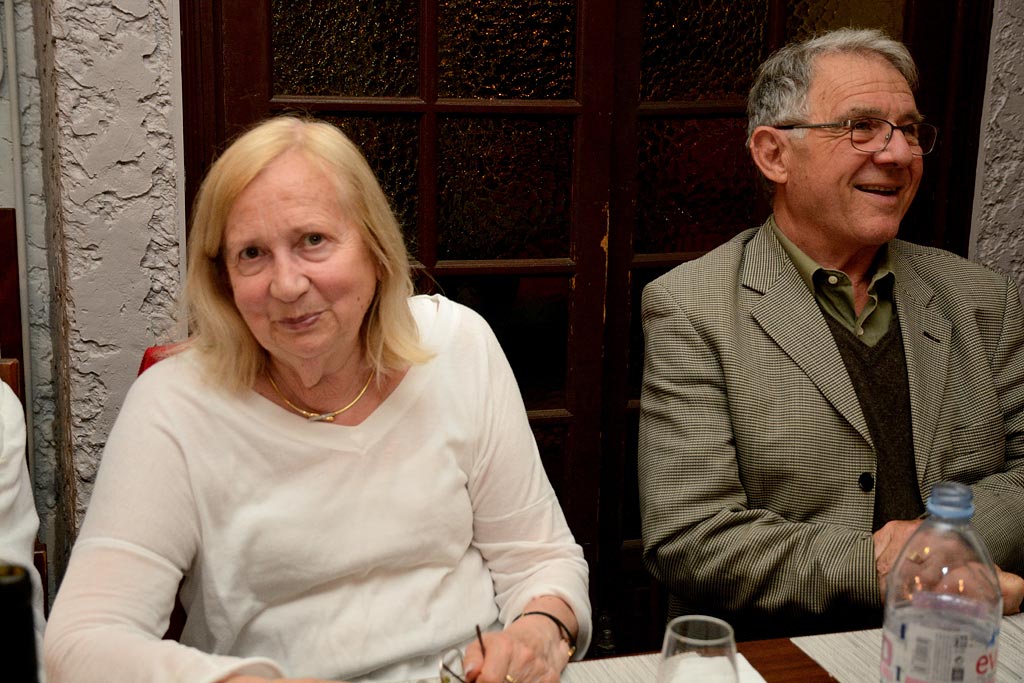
left=1, top=380, right=47, bottom=682
left=44, top=295, right=591, bottom=683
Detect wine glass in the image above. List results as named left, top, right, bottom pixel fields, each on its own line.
left=656, top=615, right=739, bottom=683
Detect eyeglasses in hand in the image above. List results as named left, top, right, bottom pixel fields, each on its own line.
left=773, top=117, right=939, bottom=156
left=439, top=624, right=486, bottom=683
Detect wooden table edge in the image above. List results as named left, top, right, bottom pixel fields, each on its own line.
left=738, top=636, right=840, bottom=682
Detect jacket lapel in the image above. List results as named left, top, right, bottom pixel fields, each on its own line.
left=890, top=243, right=951, bottom=485
left=744, top=224, right=873, bottom=446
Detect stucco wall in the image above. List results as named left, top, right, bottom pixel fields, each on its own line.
left=30, top=0, right=186, bottom=573
left=2, top=0, right=56, bottom=565
left=972, top=0, right=1024, bottom=299
left=55, top=0, right=183, bottom=500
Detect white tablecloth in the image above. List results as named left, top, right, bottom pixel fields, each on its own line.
left=406, top=652, right=764, bottom=683
left=792, top=612, right=1024, bottom=683
left=562, top=652, right=765, bottom=683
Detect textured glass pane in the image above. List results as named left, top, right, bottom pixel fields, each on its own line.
left=433, top=275, right=569, bottom=409
left=438, top=117, right=572, bottom=259
left=271, top=0, right=419, bottom=97
left=785, top=0, right=905, bottom=42
left=320, top=115, right=419, bottom=255
left=642, top=0, right=770, bottom=101
left=438, top=0, right=576, bottom=99
left=629, top=266, right=672, bottom=399
left=622, top=409, right=641, bottom=538
left=634, top=117, right=765, bottom=253
left=635, top=117, right=768, bottom=254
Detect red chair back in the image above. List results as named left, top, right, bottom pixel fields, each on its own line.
left=138, top=343, right=180, bottom=375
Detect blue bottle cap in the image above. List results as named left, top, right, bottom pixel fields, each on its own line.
left=926, top=481, right=974, bottom=519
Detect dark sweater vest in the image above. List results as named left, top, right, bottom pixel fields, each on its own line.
left=824, top=314, right=924, bottom=530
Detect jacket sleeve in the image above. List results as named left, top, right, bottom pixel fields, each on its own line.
left=638, top=278, right=881, bottom=622
left=969, top=277, right=1024, bottom=574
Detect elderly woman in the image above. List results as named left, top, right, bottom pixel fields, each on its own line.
left=44, top=116, right=591, bottom=683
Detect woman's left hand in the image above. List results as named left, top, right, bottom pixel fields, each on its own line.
left=461, top=598, right=576, bottom=683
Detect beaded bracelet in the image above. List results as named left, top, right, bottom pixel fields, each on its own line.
left=513, top=610, right=578, bottom=657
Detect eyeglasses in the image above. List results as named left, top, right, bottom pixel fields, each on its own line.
left=773, top=117, right=939, bottom=156
left=439, top=625, right=486, bottom=683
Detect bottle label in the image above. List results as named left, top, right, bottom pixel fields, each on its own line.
left=881, top=623, right=998, bottom=683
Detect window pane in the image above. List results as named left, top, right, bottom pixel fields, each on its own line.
left=629, top=266, right=671, bottom=400
left=272, top=0, right=419, bottom=97
left=432, top=275, right=569, bottom=409
left=785, top=0, right=904, bottom=41
left=622, top=409, right=641, bottom=539
left=320, top=115, right=420, bottom=255
left=641, top=0, right=770, bottom=101
left=634, top=117, right=767, bottom=254
left=437, top=117, right=572, bottom=260
left=438, top=0, right=576, bottom=99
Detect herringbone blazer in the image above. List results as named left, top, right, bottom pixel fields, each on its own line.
left=638, top=220, right=1024, bottom=636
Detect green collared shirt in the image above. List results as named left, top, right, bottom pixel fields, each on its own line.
left=770, top=216, right=895, bottom=346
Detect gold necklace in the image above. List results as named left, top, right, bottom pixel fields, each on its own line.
left=266, top=370, right=373, bottom=422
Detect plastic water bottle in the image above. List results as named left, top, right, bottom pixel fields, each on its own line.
left=880, top=482, right=1001, bottom=683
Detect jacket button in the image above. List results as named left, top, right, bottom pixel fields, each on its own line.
left=858, top=472, right=874, bottom=492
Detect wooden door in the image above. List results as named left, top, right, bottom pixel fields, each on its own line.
left=180, top=0, right=993, bottom=655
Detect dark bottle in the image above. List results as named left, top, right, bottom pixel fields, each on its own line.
left=0, top=565, right=39, bottom=683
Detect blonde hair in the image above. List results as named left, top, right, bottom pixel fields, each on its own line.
left=183, top=115, right=430, bottom=390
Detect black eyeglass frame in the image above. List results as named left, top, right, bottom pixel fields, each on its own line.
left=773, top=117, right=939, bottom=156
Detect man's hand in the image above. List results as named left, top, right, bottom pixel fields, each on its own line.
left=873, top=518, right=1023, bottom=615
left=997, top=566, right=1024, bottom=615
left=873, top=519, right=923, bottom=599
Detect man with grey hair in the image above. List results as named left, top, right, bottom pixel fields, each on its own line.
left=639, top=28, right=1024, bottom=639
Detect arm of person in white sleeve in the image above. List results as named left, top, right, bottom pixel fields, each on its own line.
left=0, top=382, right=48, bottom=681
